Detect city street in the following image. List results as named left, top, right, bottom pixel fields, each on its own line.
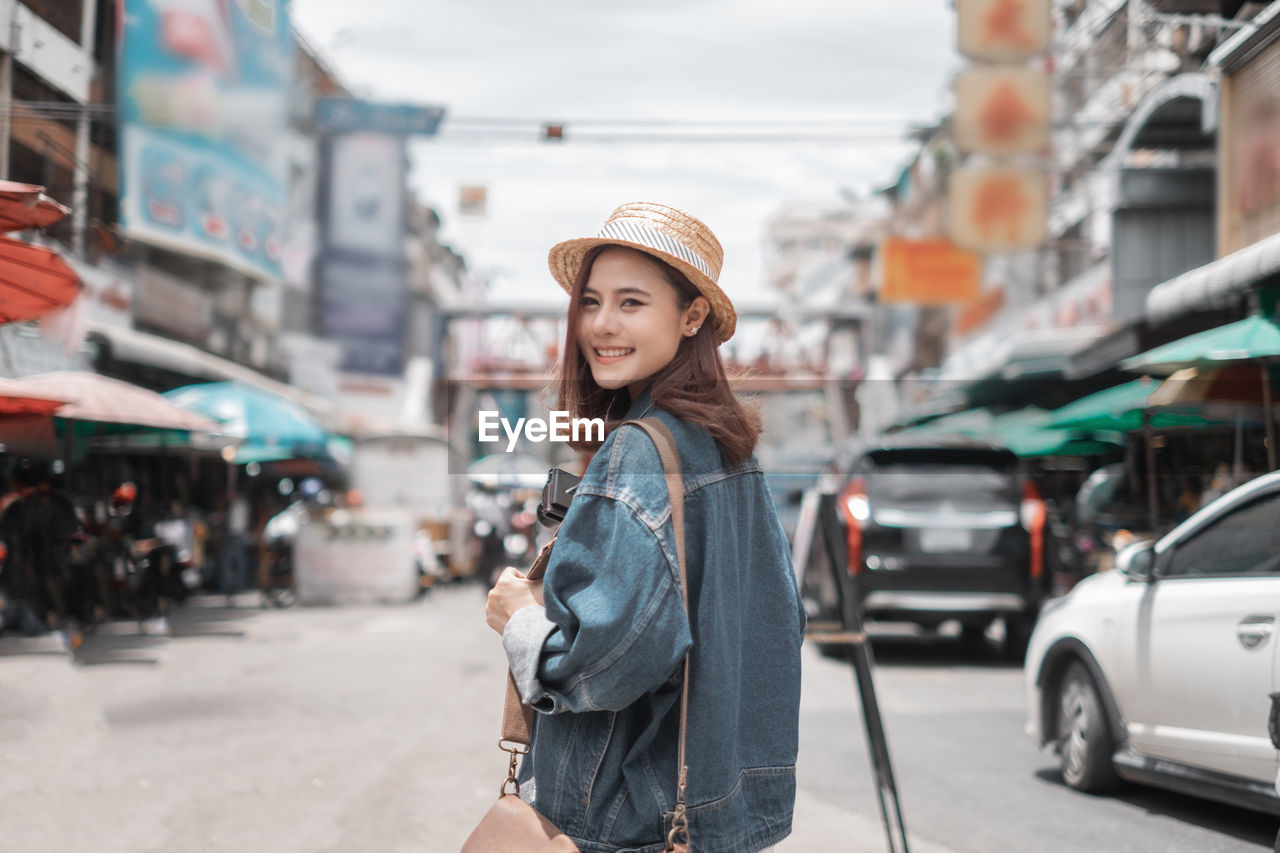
left=2, top=585, right=1276, bottom=852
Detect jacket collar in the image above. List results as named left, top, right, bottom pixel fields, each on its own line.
left=624, top=388, right=658, bottom=420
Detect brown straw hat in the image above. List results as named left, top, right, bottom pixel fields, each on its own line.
left=548, top=201, right=737, bottom=343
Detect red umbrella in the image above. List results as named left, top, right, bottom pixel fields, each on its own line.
left=0, top=180, right=72, bottom=233
left=0, top=235, right=82, bottom=323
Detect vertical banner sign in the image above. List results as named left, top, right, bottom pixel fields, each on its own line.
left=955, top=0, right=1052, bottom=62
left=953, top=66, right=1051, bottom=155
left=318, top=133, right=408, bottom=376
left=948, top=164, right=1048, bottom=252
left=117, top=0, right=293, bottom=283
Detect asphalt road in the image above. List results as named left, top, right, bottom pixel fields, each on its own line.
left=1, top=586, right=1276, bottom=852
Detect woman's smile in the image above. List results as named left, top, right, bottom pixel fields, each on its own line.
left=592, top=346, right=636, bottom=362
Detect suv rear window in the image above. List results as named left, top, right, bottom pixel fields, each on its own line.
left=861, top=449, right=1021, bottom=511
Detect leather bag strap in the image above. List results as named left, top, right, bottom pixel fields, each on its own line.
left=495, top=418, right=692, bottom=846
left=624, top=419, right=693, bottom=851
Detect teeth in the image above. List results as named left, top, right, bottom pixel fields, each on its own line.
left=597, top=348, right=632, bottom=357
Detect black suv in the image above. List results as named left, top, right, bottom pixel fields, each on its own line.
left=808, top=441, right=1050, bottom=657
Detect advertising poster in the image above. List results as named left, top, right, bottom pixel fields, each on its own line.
left=318, top=132, right=408, bottom=376
left=117, top=0, right=293, bottom=282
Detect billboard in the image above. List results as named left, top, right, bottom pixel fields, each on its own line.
left=317, top=133, right=408, bottom=376
left=117, top=0, right=294, bottom=282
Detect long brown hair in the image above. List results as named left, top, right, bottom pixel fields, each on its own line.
left=555, top=246, right=761, bottom=468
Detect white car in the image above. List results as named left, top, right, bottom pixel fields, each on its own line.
left=1025, top=470, right=1280, bottom=814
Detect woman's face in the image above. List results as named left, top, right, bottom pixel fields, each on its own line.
left=575, top=248, right=707, bottom=398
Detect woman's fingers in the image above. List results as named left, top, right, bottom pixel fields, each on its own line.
left=486, top=567, right=540, bottom=633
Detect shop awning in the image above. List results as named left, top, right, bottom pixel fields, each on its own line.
left=1120, top=314, right=1280, bottom=375
left=1146, top=231, right=1280, bottom=324
left=88, top=322, right=333, bottom=421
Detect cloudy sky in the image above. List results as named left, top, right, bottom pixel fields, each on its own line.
left=291, top=1, right=961, bottom=306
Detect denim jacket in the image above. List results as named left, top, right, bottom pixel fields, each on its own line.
left=504, top=392, right=805, bottom=853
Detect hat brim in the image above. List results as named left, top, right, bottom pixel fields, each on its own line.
left=548, top=237, right=737, bottom=343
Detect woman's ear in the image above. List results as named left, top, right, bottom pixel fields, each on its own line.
left=684, top=296, right=711, bottom=337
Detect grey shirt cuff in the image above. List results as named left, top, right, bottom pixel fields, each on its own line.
left=502, top=605, right=556, bottom=705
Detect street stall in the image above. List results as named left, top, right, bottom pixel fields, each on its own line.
left=163, top=381, right=341, bottom=603
left=0, top=371, right=230, bottom=633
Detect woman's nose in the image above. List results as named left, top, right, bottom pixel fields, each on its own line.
left=592, top=305, right=620, bottom=334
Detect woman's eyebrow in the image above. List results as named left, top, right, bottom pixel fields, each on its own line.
left=582, top=285, right=651, bottom=298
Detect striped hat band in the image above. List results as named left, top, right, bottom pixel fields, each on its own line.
left=546, top=201, right=737, bottom=343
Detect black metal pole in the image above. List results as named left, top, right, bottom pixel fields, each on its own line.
left=817, top=492, right=910, bottom=853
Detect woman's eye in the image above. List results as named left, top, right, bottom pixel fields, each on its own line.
left=621, top=298, right=644, bottom=308
left=580, top=296, right=599, bottom=308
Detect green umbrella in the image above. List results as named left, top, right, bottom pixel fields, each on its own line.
left=1044, top=378, right=1223, bottom=432
left=1120, top=314, right=1280, bottom=375
left=891, top=407, right=993, bottom=439
left=1120, top=310, right=1280, bottom=471
left=987, top=407, right=1121, bottom=458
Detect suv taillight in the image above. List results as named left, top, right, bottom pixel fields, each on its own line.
left=1021, top=480, right=1046, bottom=580
left=838, top=477, right=868, bottom=576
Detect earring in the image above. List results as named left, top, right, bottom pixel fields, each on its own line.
left=688, top=326, right=700, bottom=337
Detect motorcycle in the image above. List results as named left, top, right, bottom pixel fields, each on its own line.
left=259, top=500, right=307, bottom=608
left=468, top=485, right=539, bottom=587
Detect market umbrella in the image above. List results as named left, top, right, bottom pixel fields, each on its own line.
left=1044, top=378, right=1221, bottom=432
left=1149, top=364, right=1280, bottom=481
left=163, top=382, right=329, bottom=463
left=16, top=371, right=219, bottom=431
left=0, top=235, right=82, bottom=323
left=889, top=407, right=994, bottom=440
left=0, top=180, right=72, bottom=233
left=987, top=406, right=1122, bottom=459
left=0, top=377, right=68, bottom=456
left=1119, top=314, right=1280, bottom=375
left=1045, top=378, right=1229, bottom=530
left=0, top=376, right=69, bottom=416
left=1121, top=312, right=1280, bottom=470
left=1148, top=364, right=1280, bottom=413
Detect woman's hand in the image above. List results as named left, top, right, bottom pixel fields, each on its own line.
left=485, top=567, right=544, bottom=634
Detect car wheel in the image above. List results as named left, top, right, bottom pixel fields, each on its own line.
left=1056, top=660, right=1119, bottom=792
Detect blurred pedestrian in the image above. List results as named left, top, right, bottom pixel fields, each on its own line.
left=0, top=459, right=80, bottom=633
left=484, top=202, right=804, bottom=852
left=220, top=492, right=250, bottom=606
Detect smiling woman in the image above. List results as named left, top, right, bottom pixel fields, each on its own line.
left=476, top=201, right=805, bottom=853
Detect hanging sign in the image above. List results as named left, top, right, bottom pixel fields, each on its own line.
left=953, top=66, right=1050, bottom=155
left=948, top=164, right=1048, bottom=252
left=880, top=238, right=982, bottom=304
left=956, top=0, right=1051, bottom=61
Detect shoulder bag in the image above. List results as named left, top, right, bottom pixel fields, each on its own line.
left=461, top=418, right=692, bottom=852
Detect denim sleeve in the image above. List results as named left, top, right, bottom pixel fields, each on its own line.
left=517, top=493, right=691, bottom=715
